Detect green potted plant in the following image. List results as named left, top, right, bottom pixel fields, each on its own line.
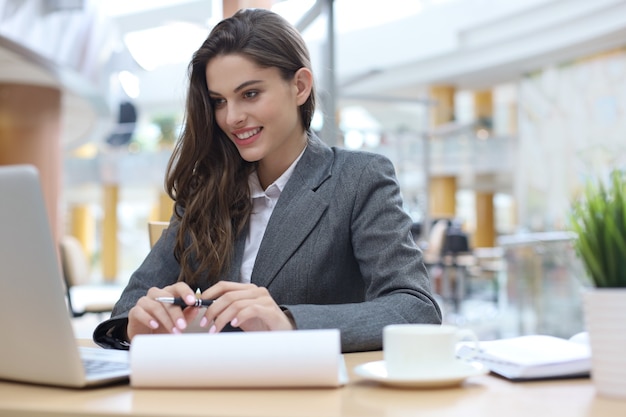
left=570, top=169, right=626, bottom=288
left=569, top=169, right=626, bottom=399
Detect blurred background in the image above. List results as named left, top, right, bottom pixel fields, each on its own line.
left=1, top=0, right=625, bottom=338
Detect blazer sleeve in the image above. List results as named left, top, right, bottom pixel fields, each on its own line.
left=281, top=152, right=442, bottom=352
left=93, top=219, right=182, bottom=349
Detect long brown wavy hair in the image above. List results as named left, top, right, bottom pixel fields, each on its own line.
left=165, top=8, right=316, bottom=288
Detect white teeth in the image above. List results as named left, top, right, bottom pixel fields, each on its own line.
left=235, top=128, right=260, bottom=140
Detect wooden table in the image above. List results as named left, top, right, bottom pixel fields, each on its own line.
left=0, top=349, right=625, bottom=417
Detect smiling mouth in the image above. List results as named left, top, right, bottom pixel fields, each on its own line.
left=234, top=127, right=262, bottom=140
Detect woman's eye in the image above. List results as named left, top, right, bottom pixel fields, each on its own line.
left=243, top=90, right=258, bottom=99
left=212, top=97, right=226, bottom=107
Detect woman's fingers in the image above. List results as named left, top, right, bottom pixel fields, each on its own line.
left=127, top=281, right=294, bottom=340
left=200, top=282, right=294, bottom=333
left=201, top=281, right=257, bottom=300
left=225, top=299, right=293, bottom=332
left=128, top=295, right=180, bottom=337
left=201, top=283, right=262, bottom=330
left=127, top=300, right=168, bottom=339
left=161, top=282, right=198, bottom=305
left=127, top=283, right=198, bottom=339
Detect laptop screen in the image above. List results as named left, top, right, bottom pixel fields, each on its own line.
left=0, top=164, right=128, bottom=387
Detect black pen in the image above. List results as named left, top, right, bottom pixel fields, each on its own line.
left=155, top=297, right=214, bottom=307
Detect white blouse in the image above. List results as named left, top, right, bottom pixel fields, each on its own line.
left=239, top=148, right=306, bottom=283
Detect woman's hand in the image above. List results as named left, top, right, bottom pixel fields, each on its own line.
left=198, top=281, right=295, bottom=333
left=127, top=282, right=200, bottom=340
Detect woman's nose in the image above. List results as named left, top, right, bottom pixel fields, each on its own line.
left=226, top=103, right=245, bottom=127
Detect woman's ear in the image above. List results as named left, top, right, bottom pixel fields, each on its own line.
left=293, top=67, right=313, bottom=106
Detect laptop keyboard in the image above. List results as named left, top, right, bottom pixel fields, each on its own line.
left=83, top=358, right=129, bottom=375
left=79, top=346, right=130, bottom=376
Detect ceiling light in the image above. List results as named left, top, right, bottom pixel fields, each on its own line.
left=345, top=130, right=364, bottom=149
left=124, top=22, right=208, bottom=71
left=118, top=70, right=139, bottom=98
left=99, top=0, right=199, bottom=17
left=476, top=128, right=490, bottom=140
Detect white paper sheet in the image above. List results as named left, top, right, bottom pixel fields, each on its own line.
left=129, top=329, right=345, bottom=388
left=456, top=335, right=591, bottom=380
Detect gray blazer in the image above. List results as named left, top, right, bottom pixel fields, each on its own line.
left=94, top=134, right=442, bottom=352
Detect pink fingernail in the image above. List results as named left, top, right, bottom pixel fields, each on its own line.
left=176, top=318, right=187, bottom=330
left=172, top=327, right=181, bottom=334
left=209, top=325, right=217, bottom=334
left=149, top=320, right=159, bottom=329
left=199, top=317, right=208, bottom=327
left=231, top=318, right=239, bottom=327
left=185, top=294, right=196, bottom=304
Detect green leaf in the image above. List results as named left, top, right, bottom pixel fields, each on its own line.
left=567, top=169, right=626, bottom=287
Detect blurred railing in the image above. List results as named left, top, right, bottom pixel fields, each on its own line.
left=497, top=231, right=588, bottom=339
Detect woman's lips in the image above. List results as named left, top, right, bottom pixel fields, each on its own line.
left=232, top=127, right=262, bottom=146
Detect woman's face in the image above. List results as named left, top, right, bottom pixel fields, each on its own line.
left=205, top=54, right=312, bottom=181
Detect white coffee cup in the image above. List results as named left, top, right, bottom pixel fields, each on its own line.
left=383, top=324, right=478, bottom=378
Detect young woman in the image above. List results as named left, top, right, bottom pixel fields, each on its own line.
left=94, top=8, right=441, bottom=353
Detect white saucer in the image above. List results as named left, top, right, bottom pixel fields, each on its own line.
left=353, top=360, right=488, bottom=388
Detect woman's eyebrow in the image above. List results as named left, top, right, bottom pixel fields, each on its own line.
left=208, top=80, right=263, bottom=95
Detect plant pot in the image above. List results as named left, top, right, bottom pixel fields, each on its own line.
left=583, top=288, right=626, bottom=400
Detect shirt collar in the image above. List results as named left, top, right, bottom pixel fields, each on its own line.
left=248, top=145, right=307, bottom=198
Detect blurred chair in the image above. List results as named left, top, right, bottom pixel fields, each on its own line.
left=148, top=220, right=169, bottom=248
left=466, top=246, right=504, bottom=303
left=440, top=224, right=474, bottom=311
left=59, top=235, right=124, bottom=318
left=421, top=219, right=450, bottom=266
left=419, top=219, right=451, bottom=304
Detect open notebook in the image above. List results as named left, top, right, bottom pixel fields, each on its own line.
left=456, top=334, right=591, bottom=381
left=0, top=165, right=129, bottom=387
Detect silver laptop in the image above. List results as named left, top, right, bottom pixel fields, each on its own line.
left=0, top=165, right=129, bottom=387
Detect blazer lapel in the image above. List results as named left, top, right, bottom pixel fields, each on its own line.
left=250, top=136, right=333, bottom=288
left=226, top=229, right=247, bottom=282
